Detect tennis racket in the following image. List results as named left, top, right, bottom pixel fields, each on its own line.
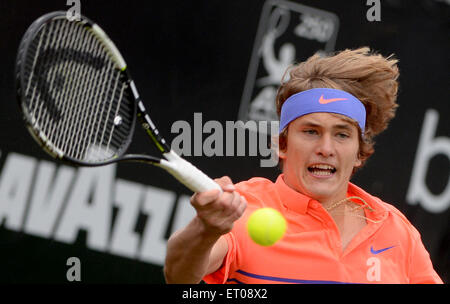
left=15, top=11, right=221, bottom=193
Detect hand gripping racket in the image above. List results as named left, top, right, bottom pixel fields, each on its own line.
left=15, top=11, right=221, bottom=193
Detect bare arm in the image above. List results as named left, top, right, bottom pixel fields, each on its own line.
left=164, top=220, right=229, bottom=283
left=164, top=177, right=247, bottom=284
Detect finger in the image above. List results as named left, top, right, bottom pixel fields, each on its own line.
left=235, top=196, right=247, bottom=218
left=214, top=176, right=235, bottom=192
left=218, top=191, right=237, bottom=215
left=190, top=189, right=221, bottom=208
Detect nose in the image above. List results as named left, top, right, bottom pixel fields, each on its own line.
left=315, top=133, right=335, bottom=158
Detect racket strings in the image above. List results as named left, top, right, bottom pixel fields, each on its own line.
left=24, top=24, right=47, bottom=108
left=28, top=20, right=67, bottom=142
left=52, top=20, right=86, bottom=153
left=87, top=65, right=119, bottom=160
left=30, top=19, right=74, bottom=146
left=37, top=20, right=69, bottom=123
left=44, top=20, right=67, bottom=144
left=22, top=17, right=134, bottom=162
left=28, top=23, right=53, bottom=123
left=49, top=21, right=92, bottom=157
left=63, top=28, right=119, bottom=160
left=64, top=24, right=106, bottom=158
left=71, top=29, right=107, bottom=159
left=102, top=73, right=126, bottom=155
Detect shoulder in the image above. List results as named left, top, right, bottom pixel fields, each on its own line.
left=349, top=183, right=420, bottom=238
left=374, top=199, right=423, bottom=245
left=380, top=200, right=422, bottom=239
left=234, top=177, right=278, bottom=208
left=357, top=189, right=426, bottom=263
left=372, top=194, right=416, bottom=232
left=235, top=177, right=275, bottom=192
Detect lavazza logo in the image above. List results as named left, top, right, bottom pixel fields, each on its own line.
left=0, top=0, right=448, bottom=271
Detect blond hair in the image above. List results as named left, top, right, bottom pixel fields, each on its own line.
left=276, top=47, right=399, bottom=170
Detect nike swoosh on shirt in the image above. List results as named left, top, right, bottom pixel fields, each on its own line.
left=370, top=246, right=395, bottom=255
left=318, top=95, right=348, bottom=104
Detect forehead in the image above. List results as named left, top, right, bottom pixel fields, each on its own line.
left=291, top=112, right=358, bottom=129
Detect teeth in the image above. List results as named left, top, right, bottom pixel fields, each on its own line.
left=308, top=164, right=336, bottom=176
left=310, top=164, right=334, bottom=170
left=311, top=169, right=332, bottom=176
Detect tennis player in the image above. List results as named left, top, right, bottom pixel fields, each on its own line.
left=164, top=47, right=443, bottom=284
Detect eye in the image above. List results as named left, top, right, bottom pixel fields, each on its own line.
left=337, top=133, right=350, bottom=139
left=303, top=129, right=318, bottom=135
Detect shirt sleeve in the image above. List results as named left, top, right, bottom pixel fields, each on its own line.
left=202, top=232, right=237, bottom=284
left=408, top=226, right=443, bottom=284
left=202, top=178, right=267, bottom=284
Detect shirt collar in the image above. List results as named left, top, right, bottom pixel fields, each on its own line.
left=274, top=174, right=388, bottom=220
left=275, top=174, right=311, bottom=214
left=346, top=182, right=389, bottom=221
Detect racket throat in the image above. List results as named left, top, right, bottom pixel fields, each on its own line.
left=135, top=99, right=171, bottom=152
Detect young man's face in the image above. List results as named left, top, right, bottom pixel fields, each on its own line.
left=279, top=112, right=362, bottom=203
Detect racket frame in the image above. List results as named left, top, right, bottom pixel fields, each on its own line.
left=15, top=11, right=163, bottom=167
left=16, top=11, right=222, bottom=193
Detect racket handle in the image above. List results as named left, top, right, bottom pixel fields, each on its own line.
left=159, top=151, right=222, bottom=193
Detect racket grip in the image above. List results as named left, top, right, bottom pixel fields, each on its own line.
left=160, top=151, right=222, bottom=193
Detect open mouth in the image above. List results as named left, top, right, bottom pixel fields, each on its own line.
left=307, top=164, right=337, bottom=177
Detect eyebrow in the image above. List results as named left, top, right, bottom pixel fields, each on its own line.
left=334, top=124, right=354, bottom=131
left=300, top=121, right=354, bottom=131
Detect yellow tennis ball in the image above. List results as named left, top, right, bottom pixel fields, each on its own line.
left=247, top=208, right=287, bottom=246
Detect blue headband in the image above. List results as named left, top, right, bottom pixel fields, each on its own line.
left=279, top=88, right=366, bottom=134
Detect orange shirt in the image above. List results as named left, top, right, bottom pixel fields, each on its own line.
left=203, top=175, right=443, bottom=284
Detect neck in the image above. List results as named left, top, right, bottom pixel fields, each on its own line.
left=320, top=195, right=347, bottom=210
left=280, top=174, right=349, bottom=209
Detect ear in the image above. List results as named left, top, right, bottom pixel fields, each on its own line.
left=276, top=130, right=288, bottom=160
left=354, top=156, right=362, bottom=167
left=278, top=148, right=287, bottom=160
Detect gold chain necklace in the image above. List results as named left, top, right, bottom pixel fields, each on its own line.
left=324, top=197, right=349, bottom=211
left=324, top=196, right=381, bottom=223
left=324, top=196, right=375, bottom=212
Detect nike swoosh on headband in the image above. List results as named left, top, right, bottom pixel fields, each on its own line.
left=318, top=95, right=348, bottom=104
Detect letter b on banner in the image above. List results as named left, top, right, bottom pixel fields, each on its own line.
left=407, top=109, right=450, bottom=213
